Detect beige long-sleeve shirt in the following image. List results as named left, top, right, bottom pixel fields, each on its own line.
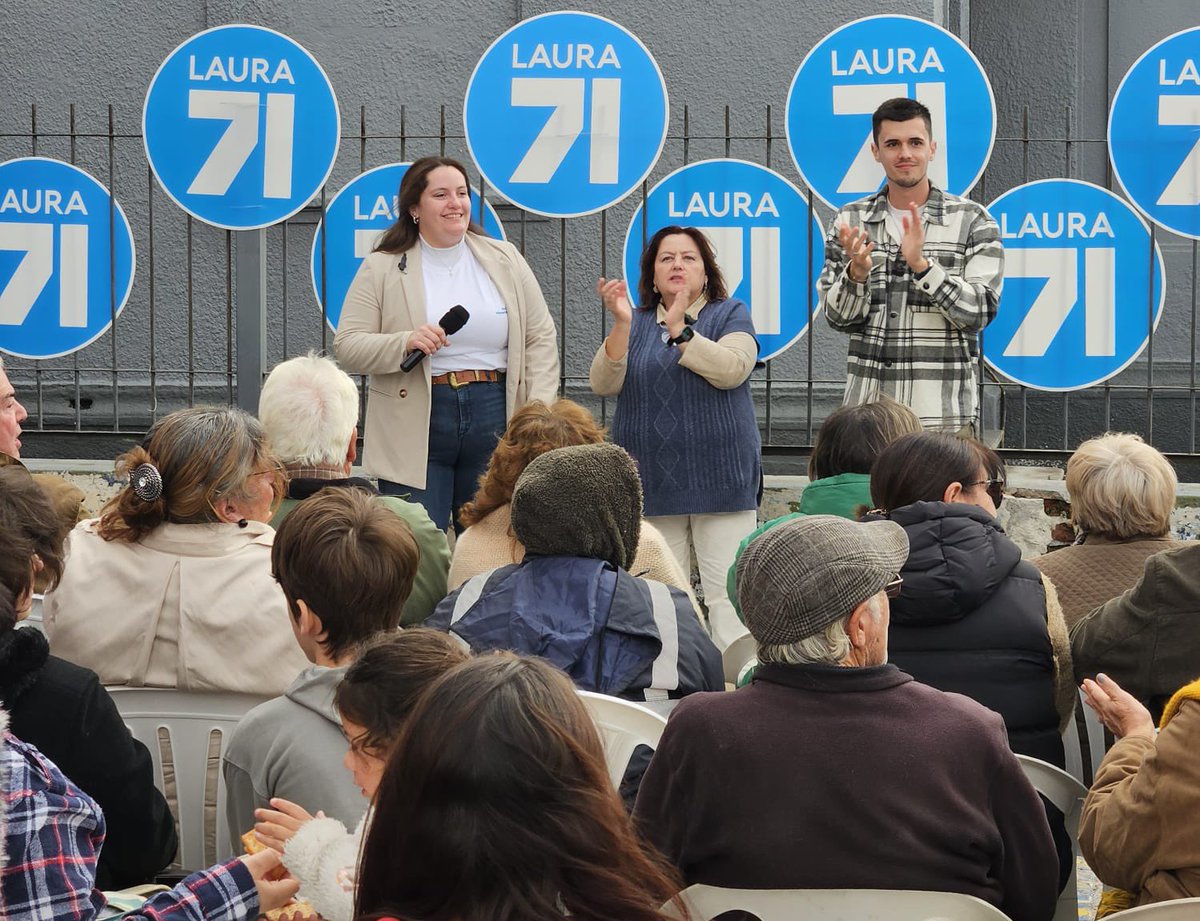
left=590, top=297, right=757, bottom=396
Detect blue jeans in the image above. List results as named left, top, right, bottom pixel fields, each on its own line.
left=379, top=380, right=506, bottom=533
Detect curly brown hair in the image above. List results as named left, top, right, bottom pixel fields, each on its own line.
left=457, top=399, right=606, bottom=529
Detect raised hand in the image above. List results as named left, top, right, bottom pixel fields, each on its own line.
left=837, top=224, right=876, bottom=283
left=1081, top=674, right=1156, bottom=741
left=596, top=277, right=633, bottom=324
left=900, top=202, right=929, bottom=273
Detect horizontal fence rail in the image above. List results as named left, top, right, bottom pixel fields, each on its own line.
left=3, top=102, right=1200, bottom=478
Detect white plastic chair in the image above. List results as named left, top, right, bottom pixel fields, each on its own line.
left=722, top=632, right=757, bottom=686
left=576, top=690, right=667, bottom=788
left=1080, top=687, right=1109, bottom=781
left=661, top=885, right=1011, bottom=920
left=106, top=687, right=266, bottom=872
left=1107, top=897, right=1200, bottom=918
left=20, top=592, right=46, bottom=634
left=1015, top=754, right=1089, bottom=921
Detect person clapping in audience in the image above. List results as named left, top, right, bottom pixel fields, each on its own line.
left=634, top=515, right=1059, bottom=921
left=0, top=465, right=176, bottom=888
left=249, top=629, right=469, bottom=921
left=352, top=653, right=685, bottom=921
left=45, top=407, right=309, bottom=695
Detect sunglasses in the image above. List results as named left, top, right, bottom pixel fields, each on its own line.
left=965, top=477, right=1005, bottom=508
left=884, top=576, right=904, bottom=599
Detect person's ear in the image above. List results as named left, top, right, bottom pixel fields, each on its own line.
left=212, top=495, right=243, bottom=524
left=929, top=139, right=938, bottom=161
left=344, top=427, right=358, bottom=471
left=845, top=598, right=876, bottom=654
left=871, top=141, right=880, bottom=163
left=295, top=599, right=326, bottom=641
left=943, top=480, right=964, bottom=503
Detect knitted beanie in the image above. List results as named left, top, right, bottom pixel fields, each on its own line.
left=510, top=443, right=643, bottom=571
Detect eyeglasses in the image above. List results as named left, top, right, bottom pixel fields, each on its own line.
left=884, top=576, right=904, bottom=598
left=965, top=477, right=1005, bottom=508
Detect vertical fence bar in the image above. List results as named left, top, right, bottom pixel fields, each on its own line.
left=235, top=230, right=267, bottom=411
left=599, top=209, right=607, bottom=426
left=30, top=105, right=44, bottom=427
left=763, top=103, right=773, bottom=445
left=70, top=104, right=81, bottom=430
left=1191, top=240, right=1198, bottom=453
left=187, top=216, right=195, bottom=406
left=1146, top=222, right=1156, bottom=443
left=1062, top=106, right=1072, bottom=449
left=1019, top=105, right=1029, bottom=448
left=108, top=105, right=119, bottom=431
left=559, top=219, right=567, bottom=397
left=147, top=155, right=157, bottom=424
left=226, top=230, right=234, bottom=404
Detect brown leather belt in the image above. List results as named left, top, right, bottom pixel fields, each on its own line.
left=430, top=369, right=506, bottom=389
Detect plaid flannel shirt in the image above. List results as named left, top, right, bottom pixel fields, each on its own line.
left=818, top=184, right=1004, bottom=432
left=2, top=730, right=257, bottom=921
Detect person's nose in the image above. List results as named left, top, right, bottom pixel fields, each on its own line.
left=15, top=400, right=27, bottom=423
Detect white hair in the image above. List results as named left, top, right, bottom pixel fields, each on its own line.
left=259, top=352, right=360, bottom=467
left=757, top=595, right=883, bottom=667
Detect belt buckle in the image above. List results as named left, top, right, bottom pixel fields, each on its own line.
left=447, top=371, right=463, bottom=389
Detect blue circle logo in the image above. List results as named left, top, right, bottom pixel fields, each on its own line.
left=786, top=15, right=996, bottom=211
left=623, top=159, right=825, bottom=361
left=464, top=11, right=668, bottom=218
left=143, top=24, right=341, bottom=230
left=984, top=179, right=1165, bottom=391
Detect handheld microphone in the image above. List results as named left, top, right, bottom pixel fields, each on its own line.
left=400, top=305, right=470, bottom=373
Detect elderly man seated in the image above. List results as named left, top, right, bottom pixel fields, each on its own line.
left=634, top=515, right=1059, bottom=921
left=259, top=352, right=448, bottom=624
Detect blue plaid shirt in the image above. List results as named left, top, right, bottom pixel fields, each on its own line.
left=2, top=729, right=258, bottom=921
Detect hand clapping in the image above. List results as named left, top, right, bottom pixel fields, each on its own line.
left=837, top=224, right=876, bottom=283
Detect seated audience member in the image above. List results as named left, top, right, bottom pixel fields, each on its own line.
left=449, top=398, right=690, bottom=597
left=1071, top=540, right=1200, bottom=723
left=1078, top=672, right=1200, bottom=914
left=1034, top=433, right=1182, bottom=628
left=428, top=443, right=722, bottom=705
left=259, top=352, right=449, bottom=625
left=0, top=471, right=175, bottom=888
left=223, top=487, right=421, bottom=845
left=353, top=653, right=685, bottom=921
left=45, top=407, right=309, bottom=695
left=728, top=395, right=921, bottom=617
left=250, top=629, right=470, bottom=921
left=634, top=515, right=1059, bottom=921
left=1, top=702, right=300, bottom=919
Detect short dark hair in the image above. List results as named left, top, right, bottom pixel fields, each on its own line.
left=333, top=628, right=469, bottom=756
left=872, top=97, right=933, bottom=145
left=869, top=432, right=1004, bottom=512
left=636, top=225, right=729, bottom=310
left=272, top=487, right=421, bottom=660
left=808, top=397, right=922, bottom=481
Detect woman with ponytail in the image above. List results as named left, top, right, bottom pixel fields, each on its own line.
left=44, top=407, right=309, bottom=695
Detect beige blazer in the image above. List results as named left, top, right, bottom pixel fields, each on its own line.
left=333, top=234, right=561, bottom=488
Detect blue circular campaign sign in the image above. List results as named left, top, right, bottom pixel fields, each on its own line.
left=786, top=15, right=996, bottom=211
left=311, top=163, right=507, bottom=331
left=984, top=179, right=1164, bottom=391
left=1110, top=27, right=1200, bottom=239
left=622, top=159, right=824, bottom=361
left=464, top=10, right=668, bottom=218
left=143, top=24, right=340, bottom=230
left=0, top=158, right=135, bottom=360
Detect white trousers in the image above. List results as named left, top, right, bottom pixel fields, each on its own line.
left=648, top=510, right=758, bottom=651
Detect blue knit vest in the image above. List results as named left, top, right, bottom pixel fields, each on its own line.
left=610, top=298, right=761, bottom=517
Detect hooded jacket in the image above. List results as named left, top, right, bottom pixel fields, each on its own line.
left=222, top=666, right=365, bottom=852
left=426, top=556, right=723, bottom=703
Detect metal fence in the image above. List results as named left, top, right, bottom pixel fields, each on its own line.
left=4, top=102, right=1200, bottom=476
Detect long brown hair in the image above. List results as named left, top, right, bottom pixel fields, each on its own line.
left=97, top=407, right=283, bottom=543
left=636, top=225, right=728, bottom=310
left=458, top=399, right=605, bottom=528
left=0, top=465, right=65, bottom=632
left=869, top=431, right=1003, bottom=512
left=353, top=654, right=685, bottom=921
left=372, top=156, right=486, bottom=254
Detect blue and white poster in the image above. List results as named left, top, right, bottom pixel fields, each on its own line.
left=143, top=24, right=340, bottom=230
left=464, top=11, right=668, bottom=218
left=1109, top=27, right=1200, bottom=239
left=0, top=158, right=135, bottom=360
left=622, top=159, right=824, bottom=361
left=786, top=15, right=996, bottom=211
left=311, top=163, right=507, bottom=331
left=984, top=179, right=1164, bottom=391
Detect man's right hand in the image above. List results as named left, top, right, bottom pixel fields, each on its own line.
left=837, top=224, right=876, bottom=284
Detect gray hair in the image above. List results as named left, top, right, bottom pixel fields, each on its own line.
left=259, top=352, right=359, bottom=467
left=756, top=595, right=883, bottom=667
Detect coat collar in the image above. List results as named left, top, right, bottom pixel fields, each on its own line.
left=81, top=518, right=275, bottom=555
left=753, top=662, right=913, bottom=692
left=863, top=182, right=948, bottom=227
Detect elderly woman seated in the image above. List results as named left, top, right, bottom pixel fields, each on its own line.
left=428, top=442, right=721, bottom=705
left=1033, top=432, right=1182, bottom=628
left=1078, top=672, right=1200, bottom=914
left=45, top=407, right=308, bottom=695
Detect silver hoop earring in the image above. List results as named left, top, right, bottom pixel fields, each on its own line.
left=412, top=215, right=419, bottom=224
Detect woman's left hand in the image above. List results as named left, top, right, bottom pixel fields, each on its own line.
left=662, top=289, right=690, bottom=338
left=1081, top=674, right=1156, bottom=741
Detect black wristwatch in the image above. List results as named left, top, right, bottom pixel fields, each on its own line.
left=667, top=326, right=696, bottom=346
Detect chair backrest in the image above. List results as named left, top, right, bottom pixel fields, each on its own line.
left=661, top=885, right=1011, bottom=920
left=106, top=687, right=266, bottom=873
left=722, top=632, right=757, bottom=686
left=20, top=593, right=46, bottom=634
left=1015, top=754, right=1089, bottom=921
left=1107, top=897, right=1200, bottom=918
left=576, top=690, right=667, bottom=788
left=1080, top=686, right=1109, bottom=781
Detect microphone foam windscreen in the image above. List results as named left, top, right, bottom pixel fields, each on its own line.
left=440, top=305, right=470, bottom=335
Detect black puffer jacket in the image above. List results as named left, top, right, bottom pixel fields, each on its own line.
left=879, top=501, right=1063, bottom=768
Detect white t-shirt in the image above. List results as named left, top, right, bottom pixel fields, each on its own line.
left=886, top=201, right=925, bottom=244
left=420, top=237, right=510, bottom=373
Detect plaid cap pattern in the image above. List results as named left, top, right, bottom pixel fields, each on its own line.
left=735, top=515, right=909, bottom=645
